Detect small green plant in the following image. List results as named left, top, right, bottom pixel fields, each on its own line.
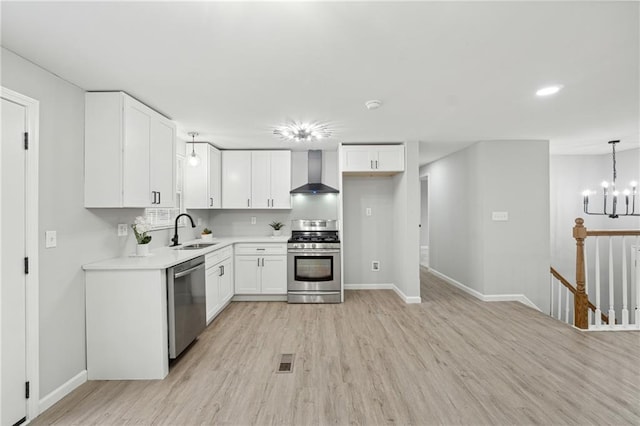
left=202, top=228, right=212, bottom=235
left=269, top=221, right=285, bottom=230
left=132, top=216, right=152, bottom=244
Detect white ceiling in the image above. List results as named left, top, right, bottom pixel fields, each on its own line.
left=2, top=1, right=638, bottom=165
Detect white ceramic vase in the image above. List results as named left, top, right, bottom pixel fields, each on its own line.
left=273, top=229, right=282, bottom=237
left=136, top=243, right=149, bottom=257
left=201, top=234, right=213, bottom=242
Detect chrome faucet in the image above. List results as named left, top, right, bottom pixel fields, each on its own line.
left=170, top=213, right=196, bottom=247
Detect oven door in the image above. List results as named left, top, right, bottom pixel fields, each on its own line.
left=287, top=250, right=341, bottom=292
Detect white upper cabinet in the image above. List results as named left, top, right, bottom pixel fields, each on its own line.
left=85, top=91, right=176, bottom=208
left=222, top=150, right=291, bottom=209
left=222, top=151, right=252, bottom=208
left=184, top=143, right=221, bottom=208
left=341, top=144, right=404, bottom=173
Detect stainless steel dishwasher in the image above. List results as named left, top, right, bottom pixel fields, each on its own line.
left=167, top=256, right=206, bottom=359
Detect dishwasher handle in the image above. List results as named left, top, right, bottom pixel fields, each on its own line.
left=174, top=262, right=205, bottom=279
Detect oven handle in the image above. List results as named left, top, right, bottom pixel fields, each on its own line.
left=287, top=249, right=341, bottom=254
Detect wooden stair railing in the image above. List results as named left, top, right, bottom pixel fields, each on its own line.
left=573, top=218, right=640, bottom=329
left=549, top=267, right=610, bottom=325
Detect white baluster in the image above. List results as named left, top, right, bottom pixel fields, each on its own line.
left=608, top=236, right=615, bottom=325
left=565, top=286, right=570, bottom=323
left=550, top=274, right=554, bottom=317
left=557, top=277, right=562, bottom=320
left=622, top=236, right=629, bottom=326
left=595, top=236, right=602, bottom=326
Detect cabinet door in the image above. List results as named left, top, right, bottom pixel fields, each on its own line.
left=219, top=257, right=234, bottom=303
left=251, top=151, right=270, bottom=208
left=260, top=255, right=287, bottom=294
left=209, top=145, right=222, bottom=208
left=375, top=145, right=404, bottom=172
left=269, top=151, right=292, bottom=208
left=234, top=256, right=261, bottom=294
left=184, top=144, right=209, bottom=208
left=222, top=151, right=252, bottom=208
left=122, top=97, right=152, bottom=207
left=150, top=118, right=176, bottom=207
left=205, top=266, right=222, bottom=323
left=342, top=146, right=374, bottom=172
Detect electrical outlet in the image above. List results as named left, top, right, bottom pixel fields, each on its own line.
left=45, top=231, right=57, bottom=248
left=197, top=217, right=203, bottom=226
left=117, top=224, right=128, bottom=236
left=372, top=261, right=380, bottom=271
left=492, top=211, right=509, bottom=221
left=366, top=207, right=372, bottom=216
left=251, top=217, right=257, bottom=225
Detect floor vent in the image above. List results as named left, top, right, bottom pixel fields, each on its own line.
left=277, top=353, right=294, bottom=373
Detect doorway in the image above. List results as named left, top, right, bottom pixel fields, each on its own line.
left=1, top=87, right=40, bottom=425
left=420, top=175, right=429, bottom=269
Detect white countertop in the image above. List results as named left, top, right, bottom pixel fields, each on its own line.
left=82, top=236, right=290, bottom=271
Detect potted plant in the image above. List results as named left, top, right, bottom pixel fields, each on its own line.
left=201, top=227, right=213, bottom=242
left=269, top=221, right=285, bottom=237
left=132, top=216, right=152, bottom=256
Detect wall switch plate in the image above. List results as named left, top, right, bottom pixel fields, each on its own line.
left=372, top=261, right=380, bottom=271
left=251, top=216, right=257, bottom=225
left=117, top=224, right=128, bottom=236
left=45, top=231, right=57, bottom=248
left=492, top=211, right=509, bottom=221
left=366, top=207, right=372, bottom=216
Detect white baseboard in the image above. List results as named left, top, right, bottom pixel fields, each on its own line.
left=232, top=295, right=287, bottom=302
left=39, top=369, right=87, bottom=413
left=429, top=268, right=540, bottom=311
left=344, top=283, right=422, bottom=304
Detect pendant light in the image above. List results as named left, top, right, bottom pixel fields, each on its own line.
left=187, top=132, right=200, bottom=167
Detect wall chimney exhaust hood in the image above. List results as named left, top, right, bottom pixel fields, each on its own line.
left=290, top=150, right=339, bottom=194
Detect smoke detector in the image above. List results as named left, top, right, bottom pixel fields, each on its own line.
left=365, top=100, right=382, bottom=110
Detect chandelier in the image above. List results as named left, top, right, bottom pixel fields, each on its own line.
left=273, top=121, right=332, bottom=142
left=582, top=140, right=638, bottom=218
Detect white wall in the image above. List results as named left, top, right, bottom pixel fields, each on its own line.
left=422, top=140, right=550, bottom=309
left=342, top=177, right=395, bottom=284
left=0, top=48, right=204, bottom=399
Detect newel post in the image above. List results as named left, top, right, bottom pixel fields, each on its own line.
left=573, top=218, right=589, bottom=329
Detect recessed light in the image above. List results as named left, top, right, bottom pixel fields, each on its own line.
left=365, top=100, right=382, bottom=110
left=536, top=85, right=564, bottom=97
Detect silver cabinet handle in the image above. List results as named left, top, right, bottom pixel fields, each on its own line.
left=210, top=197, right=213, bottom=207
left=151, top=191, right=157, bottom=204
left=375, top=160, right=379, bottom=169
left=370, top=160, right=373, bottom=169
left=158, top=191, right=161, bottom=204
left=247, top=198, right=250, bottom=207
left=219, top=265, right=223, bottom=277
left=256, top=248, right=266, bottom=251
left=261, top=258, right=264, bottom=267
left=257, top=258, right=260, bottom=267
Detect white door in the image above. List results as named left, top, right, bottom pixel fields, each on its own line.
left=269, top=151, right=292, bottom=208
left=234, top=256, right=261, bottom=293
left=205, top=266, right=221, bottom=322
left=184, top=143, right=208, bottom=208
left=219, top=257, right=234, bottom=303
left=222, top=151, right=252, bottom=208
left=376, top=145, right=405, bottom=171
left=150, top=118, right=176, bottom=207
left=123, top=97, right=152, bottom=207
left=342, top=146, right=373, bottom=171
left=208, top=145, right=221, bottom=208
left=1, top=97, right=28, bottom=426
left=251, top=151, right=270, bottom=208
left=261, top=256, right=287, bottom=294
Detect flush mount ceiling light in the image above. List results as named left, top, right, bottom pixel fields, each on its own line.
left=365, top=100, right=382, bottom=110
left=582, top=140, right=638, bottom=218
left=187, top=132, right=200, bottom=167
left=273, top=121, right=332, bottom=142
left=536, top=84, right=564, bottom=97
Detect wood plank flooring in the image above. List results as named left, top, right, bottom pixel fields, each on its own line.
left=34, top=268, right=640, bottom=425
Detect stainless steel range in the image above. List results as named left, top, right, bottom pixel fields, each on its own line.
left=287, top=219, right=341, bottom=303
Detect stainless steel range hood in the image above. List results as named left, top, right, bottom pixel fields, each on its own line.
left=290, top=150, right=339, bottom=194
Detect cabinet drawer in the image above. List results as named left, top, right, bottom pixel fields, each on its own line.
left=234, top=243, right=286, bottom=255
left=205, top=246, right=233, bottom=267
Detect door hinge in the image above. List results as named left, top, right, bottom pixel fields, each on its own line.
left=25, top=381, right=30, bottom=399
left=24, top=257, right=29, bottom=274
left=24, top=132, right=29, bottom=150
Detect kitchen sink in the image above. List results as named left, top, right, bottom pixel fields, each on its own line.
left=174, top=243, right=217, bottom=250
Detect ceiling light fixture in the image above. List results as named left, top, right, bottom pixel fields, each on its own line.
left=273, top=121, right=332, bottom=142
left=365, top=100, right=382, bottom=110
left=187, top=132, right=200, bottom=167
left=582, top=140, right=638, bottom=218
left=536, top=85, right=564, bottom=97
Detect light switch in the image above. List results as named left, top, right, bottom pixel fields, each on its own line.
left=117, top=224, right=128, bottom=236
left=366, top=208, right=372, bottom=217
left=492, top=211, right=509, bottom=221
left=251, top=217, right=257, bottom=225
left=45, top=231, right=57, bottom=248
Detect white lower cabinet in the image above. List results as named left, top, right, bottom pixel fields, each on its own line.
left=205, top=246, right=234, bottom=323
left=234, top=244, right=287, bottom=294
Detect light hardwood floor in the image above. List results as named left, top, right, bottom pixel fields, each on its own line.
left=34, top=268, right=640, bottom=425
